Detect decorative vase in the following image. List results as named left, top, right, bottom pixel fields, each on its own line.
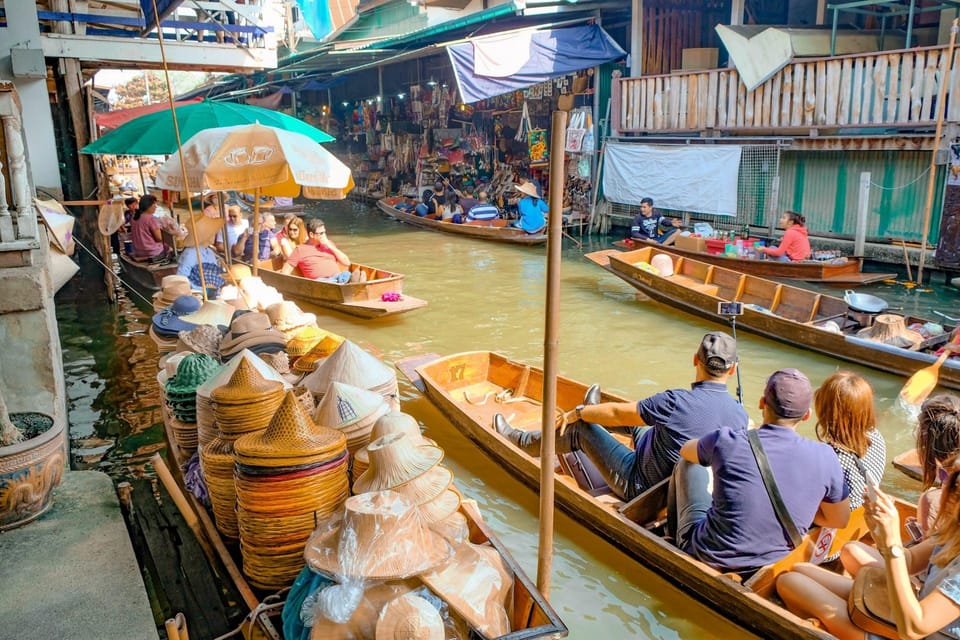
left=0, top=412, right=65, bottom=531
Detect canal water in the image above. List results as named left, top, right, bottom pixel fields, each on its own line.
left=56, top=199, right=960, bottom=639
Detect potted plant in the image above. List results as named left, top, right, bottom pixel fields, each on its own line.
left=0, top=379, right=65, bottom=531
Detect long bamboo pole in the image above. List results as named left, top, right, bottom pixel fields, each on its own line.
left=150, top=0, right=208, bottom=298
left=918, top=18, right=958, bottom=285
left=537, top=110, right=568, bottom=597
left=252, top=188, right=261, bottom=276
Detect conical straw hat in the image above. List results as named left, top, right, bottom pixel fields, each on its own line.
left=197, top=349, right=291, bottom=399
left=308, top=582, right=416, bottom=640
left=210, top=357, right=284, bottom=404
left=234, top=390, right=347, bottom=466
left=384, top=465, right=451, bottom=507
left=314, top=382, right=391, bottom=432
left=286, top=326, right=333, bottom=358
left=302, top=341, right=396, bottom=396
left=418, top=542, right=512, bottom=638
left=292, top=336, right=346, bottom=373
left=416, top=488, right=461, bottom=524
left=182, top=213, right=223, bottom=248
left=355, top=412, right=435, bottom=467
left=304, top=490, right=452, bottom=581
left=352, top=432, right=444, bottom=495
left=429, top=511, right=469, bottom=544
left=376, top=594, right=444, bottom=640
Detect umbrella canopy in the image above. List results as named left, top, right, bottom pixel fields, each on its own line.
left=82, top=99, right=334, bottom=156
left=95, top=98, right=202, bottom=131
left=153, top=123, right=353, bottom=199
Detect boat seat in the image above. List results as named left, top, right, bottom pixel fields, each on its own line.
left=666, top=274, right=720, bottom=297
left=558, top=451, right=613, bottom=497
left=618, top=478, right=669, bottom=528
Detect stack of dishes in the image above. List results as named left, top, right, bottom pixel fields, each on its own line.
left=351, top=412, right=436, bottom=480
left=353, top=433, right=460, bottom=529
left=313, top=382, right=391, bottom=455
left=203, top=358, right=286, bottom=539
left=194, top=350, right=291, bottom=450
left=290, top=335, right=346, bottom=374
left=163, top=353, right=219, bottom=454
left=302, top=341, right=399, bottom=409
left=233, top=391, right=350, bottom=590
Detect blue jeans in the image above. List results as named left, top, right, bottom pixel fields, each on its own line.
left=320, top=271, right=351, bottom=284
left=773, top=254, right=791, bottom=262
left=414, top=204, right=429, bottom=217
left=668, top=459, right=713, bottom=550
left=656, top=227, right=679, bottom=243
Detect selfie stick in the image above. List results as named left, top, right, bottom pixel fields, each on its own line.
left=728, top=315, right=744, bottom=405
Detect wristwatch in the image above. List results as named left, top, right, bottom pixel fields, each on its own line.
left=883, top=544, right=905, bottom=559
left=575, top=404, right=585, bottom=421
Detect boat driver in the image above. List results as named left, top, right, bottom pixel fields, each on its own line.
left=630, top=197, right=681, bottom=245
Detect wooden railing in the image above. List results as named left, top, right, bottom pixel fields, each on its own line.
left=613, top=44, right=960, bottom=134
left=0, top=85, right=39, bottom=249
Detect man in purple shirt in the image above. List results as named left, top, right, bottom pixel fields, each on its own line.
left=672, top=368, right=850, bottom=575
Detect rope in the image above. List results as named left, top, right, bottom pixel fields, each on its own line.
left=869, top=167, right=930, bottom=191
left=73, top=236, right=155, bottom=306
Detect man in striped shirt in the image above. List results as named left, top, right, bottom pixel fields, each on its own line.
left=466, top=191, right=500, bottom=223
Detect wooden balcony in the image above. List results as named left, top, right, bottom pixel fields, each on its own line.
left=613, top=44, right=960, bottom=138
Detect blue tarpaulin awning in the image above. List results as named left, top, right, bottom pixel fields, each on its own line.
left=447, top=23, right=626, bottom=104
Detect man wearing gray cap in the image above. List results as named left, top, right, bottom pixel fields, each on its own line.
left=494, top=331, right=748, bottom=501
left=672, top=368, right=850, bottom=575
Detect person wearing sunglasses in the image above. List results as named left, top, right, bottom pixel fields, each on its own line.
left=278, top=216, right=308, bottom=259
left=215, top=205, right=248, bottom=257
left=280, top=218, right=354, bottom=283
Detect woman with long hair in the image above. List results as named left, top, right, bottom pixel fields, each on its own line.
left=278, top=216, right=307, bottom=259
left=128, top=194, right=168, bottom=260
left=916, top=394, right=960, bottom=535
left=759, top=210, right=811, bottom=261
left=814, top=371, right=886, bottom=510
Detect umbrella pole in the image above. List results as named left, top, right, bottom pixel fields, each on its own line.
left=150, top=0, right=207, bottom=299
left=918, top=18, right=958, bottom=286
left=536, top=109, right=568, bottom=598
left=219, top=191, right=232, bottom=270
left=252, top=188, right=261, bottom=276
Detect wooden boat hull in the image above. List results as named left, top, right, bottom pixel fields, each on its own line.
left=377, top=198, right=548, bottom=245
left=405, top=351, right=835, bottom=640
left=117, top=251, right=177, bottom=291
left=587, top=247, right=960, bottom=391
left=612, top=239, right=895, bottom=285
left=252, top=263, right=428, bottom=319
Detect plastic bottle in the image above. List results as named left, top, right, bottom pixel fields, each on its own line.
left=735, top=238, right=744, bottom=256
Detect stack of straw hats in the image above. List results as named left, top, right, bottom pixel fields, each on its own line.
left=203, top=358, right=286, bottom=539
left=233, top=391, right=350, bottom=590
left=163, top=353, right=220, bottom=454
left=151, top=295, right=202, bottom=353
left=291, top=334, right=347, bottom=374
left=307, top=582, right=416, bottom=640
left=352, top=412, right=436, bottom=480
left=302, top=341, right=399, bottom=409
left=194, top=351, right=291, bottom=450
left=237, top=277, right=283, bottom=311
left=375, top=594, right=445, bottom=640
left=353, top=433, right=460, bottom=528
left=219, top=311, right=287, bottom=361
left=179, top=299, right=236, bottom=331
left=152, top=276, right=192, bottom=312
left=266, top=301, right=318, bottom=340
left=313, top=382, right=390, bottom=455
left=285, top=326, right=332, bottom=368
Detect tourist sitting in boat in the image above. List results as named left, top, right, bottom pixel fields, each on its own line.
left=122, top=196, right=138, bottom=231
left=129, top=195, right=172, bottom=262
left=814, top=372, right=886, bottom=513
left=494, top=332, right=747, bottom=501
left=459, top=185, right=479, bottom=216
left=671, top=368, right=850, bottom=575
left=414, top=190, right=438, bottom=218
left=273, top=196, right=294, bottom=207
left=510, top=182, right=547, bottom=234
left=912, top=394, right=960, bottom=537
left=630, top=197, right=681, bottom=245
left=240, top=213, right=281, bottom=263
left=776, top=455, right=960, bottom=640
left=277, top=216, right=307, bottom=260
left=466, top=192, right=500, bottom=223
left=758, top=211, right=811, bottom=261
left=216, top=205, right=248, bottom=258
left=440, top=192, right=464, bottom=224
left=176, top=215, right=224, bottom=290
left=202, top=193, right=220, bottom=218
left=280, top=219, right=353, bottom=284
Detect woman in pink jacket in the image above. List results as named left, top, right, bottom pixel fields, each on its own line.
left=760, top=211, right=811, bottom=261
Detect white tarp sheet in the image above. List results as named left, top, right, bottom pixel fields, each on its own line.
left=603, top=143, right=742, bottom=216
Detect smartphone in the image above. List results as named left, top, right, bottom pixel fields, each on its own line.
left=864, top=469, right=880, bottom=503
left=717, top=301, right=744, bottom=316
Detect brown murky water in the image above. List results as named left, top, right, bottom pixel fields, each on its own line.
left=58, top=198, right=959, bottom=638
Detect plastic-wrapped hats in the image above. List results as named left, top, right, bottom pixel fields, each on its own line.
left=302, top=341, right=399, bottom=407
left=375, top=594, right=444, bottom=640
left=304, top=490, right=452, bottom=581
left=313, top=382, right=391, bottom=454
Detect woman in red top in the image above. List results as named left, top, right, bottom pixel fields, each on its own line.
left=759, top=211, right=811, bottom=262
left=129, top=195, right=169, bottom=260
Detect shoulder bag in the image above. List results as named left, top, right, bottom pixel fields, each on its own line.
left=848, top=565, right=900, bottom=640
left=747, top=430, right=804, bottom=549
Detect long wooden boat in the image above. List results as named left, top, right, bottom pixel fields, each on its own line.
left=401, top=350, right=917, bottom=640
left=587, top=247, right=960, bottom=391
left=249, top=261, right=428, bottom=319
left=234, top=194, right=305, bottom=217
left=377, top=197, right=548, bottom=245
left=117, top=250, right=178, bottom=291
left=612, top=239, right=895, bottom=285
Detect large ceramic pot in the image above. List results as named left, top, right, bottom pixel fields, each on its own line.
left=0, top=412, right=65, bottom=531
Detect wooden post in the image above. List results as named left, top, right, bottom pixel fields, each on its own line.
left=630, top=0, right=642, bottom=78
left=252, top=189, right=261, bottom=276
left=919, top=19, right=958, bottom=285
left=537, top=109, right=567, bottom=597
left=855, top=171, right=871, bottom=257
left=767, top=174, right=781, bottom=236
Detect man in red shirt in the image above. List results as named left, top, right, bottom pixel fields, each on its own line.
left=280, top=218, right=352, bottom=282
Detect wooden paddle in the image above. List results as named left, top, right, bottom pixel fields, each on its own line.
left=900, top=347, right=956, bottom=406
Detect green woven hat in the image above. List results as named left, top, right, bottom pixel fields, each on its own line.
left=166, top=353, right=220, bottom=395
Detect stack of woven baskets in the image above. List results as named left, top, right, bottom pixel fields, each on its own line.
left=233, top=390, right=351, bottom=590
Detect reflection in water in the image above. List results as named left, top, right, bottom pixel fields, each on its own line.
left=59, top=197, right=957, bottom=638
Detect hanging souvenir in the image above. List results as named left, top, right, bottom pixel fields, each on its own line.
left=514, top=102, right=531, bottom=142
left=382, top=122, right=395, bottom=152
left=564, top=110, right=587, bottom=154
left=543, top=80, right=553, bottom=97
left=528, top=128, right=549, bottom=165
